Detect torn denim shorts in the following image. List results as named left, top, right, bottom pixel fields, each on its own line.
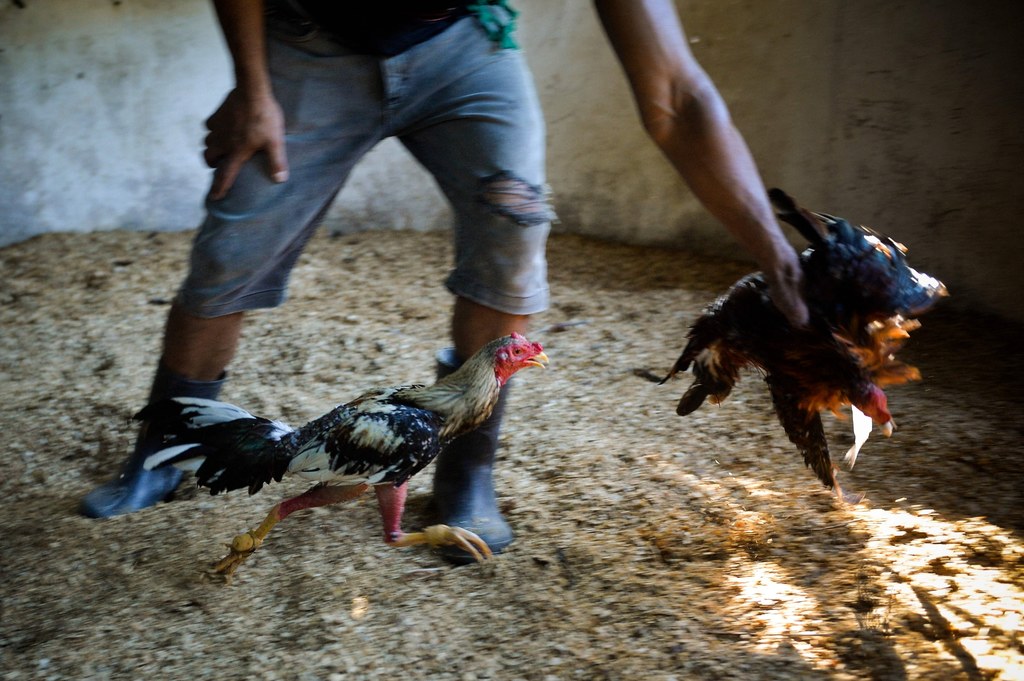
left=177, top=12, right=553, bottom=318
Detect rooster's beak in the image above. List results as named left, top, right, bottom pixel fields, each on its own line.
left=525, top=352, right=549, bottom=369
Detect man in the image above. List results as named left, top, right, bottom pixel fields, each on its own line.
left=80, top=0, right=808, bottom=563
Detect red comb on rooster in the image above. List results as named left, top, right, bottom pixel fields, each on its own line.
left=663, top=189, right=947, bottom=502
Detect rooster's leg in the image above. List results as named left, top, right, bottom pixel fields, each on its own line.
left=828, top=468, right=865, bottom=505
left=374, top=483, right=493, bottom=563
left=770, top=383, right=866, bottom=505
left=212, top=483, right=369, bottom=582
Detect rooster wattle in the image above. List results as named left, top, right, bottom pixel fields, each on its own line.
left=142, top=333, right=547, bottom=581
left=663, top=189, right=947, bottom=502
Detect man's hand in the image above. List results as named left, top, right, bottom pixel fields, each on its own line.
left=762, top=247, right=809, bottom=327
left=203, top=88, right=289, bottom=200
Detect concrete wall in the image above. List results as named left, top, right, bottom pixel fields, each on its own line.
left=2, top=1, right=1022, bottom=321
left=0, top=2, right=228, bottom=239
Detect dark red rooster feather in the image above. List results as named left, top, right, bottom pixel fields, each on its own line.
left=663, top=189, right=948, bottom=501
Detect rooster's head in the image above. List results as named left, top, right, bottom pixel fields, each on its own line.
left=489, top=333, right=548, bottom=386
left=769, top=188, right=948, bottom=327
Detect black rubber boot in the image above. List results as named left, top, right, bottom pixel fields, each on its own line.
left=79, top=362, right=225, bottom=518
left=432, top=347, right=514, bottom=564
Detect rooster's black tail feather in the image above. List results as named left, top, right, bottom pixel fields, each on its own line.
left=140, top=397, right=295, bottom=495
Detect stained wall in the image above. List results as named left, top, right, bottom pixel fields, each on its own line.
left=1, top=1, right=1020, bottom=320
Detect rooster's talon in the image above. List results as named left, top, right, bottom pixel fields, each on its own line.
left=841, top=490, right=866, bottom=504
left=448, top=526, right=493, bottom=562
left=210, top=554, right=246, bottom=583
left=390, top=524, right=494, bottom=563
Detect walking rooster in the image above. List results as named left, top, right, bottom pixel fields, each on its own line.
left=142, top=333, right=547, bottom=581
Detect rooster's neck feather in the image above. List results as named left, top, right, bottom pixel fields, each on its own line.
left=395, top=351, right=500, bottom=439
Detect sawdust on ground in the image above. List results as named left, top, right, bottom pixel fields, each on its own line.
left=1, top=228, right=1022, bottom=680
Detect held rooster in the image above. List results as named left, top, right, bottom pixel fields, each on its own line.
left=663, top=189, right=947, bottom=502
left=141, top=333, right=547, bottom=581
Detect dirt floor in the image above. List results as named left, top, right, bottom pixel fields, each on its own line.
left=1, top=228, right=1022, bottom=681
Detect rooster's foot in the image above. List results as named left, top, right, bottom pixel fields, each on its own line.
left=390, top=524, right=494, bottom=563
left=840, top=490, right=866, bottom=504
left=831, top=481, right=865, bottom=505
left=211, top=531, right=264, bottom=583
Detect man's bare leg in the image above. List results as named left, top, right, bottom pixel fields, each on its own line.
left=162, top=303, right=245, bottom=380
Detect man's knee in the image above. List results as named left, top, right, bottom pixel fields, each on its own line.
left=477, top=171, right=555, bottom=227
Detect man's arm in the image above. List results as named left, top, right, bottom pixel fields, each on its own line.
left=205, top=0, right=289, bottom=199
left=593, top=0, right=808, bottom=326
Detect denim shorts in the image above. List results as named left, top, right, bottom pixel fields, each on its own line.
left=177, top=12, right=553, bottom=318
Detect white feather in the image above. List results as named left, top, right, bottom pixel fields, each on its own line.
left=253, top=419, right=294, bottom=441
left=143, top=444, right=205, bottom=471
left=172, top=397, right=293, bottom=439
left=173, top=397, right=255, bottom=423
left=287, top=443, right=333, bottom=481
left=844, top=406, right=874, bottom=469
left=909, top=266, right=946, bottom=294
left=366, top=469, right=391, bottom=484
